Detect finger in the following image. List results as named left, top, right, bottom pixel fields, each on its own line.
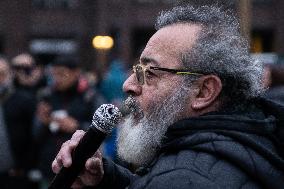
left=93, top=150, right=102, bottom=159
left=52, top=140, right=71, bottom=172
left=60, top=131, right=85, bottom=167
left=59, top=140, right=75, bottom=167
left=52, top=130, right=86, bottom=174
left=51, top=155, right=63, bottom=174
left=70, top=130, right=85, bottom=142
left=79, top=162, right=104, bottom=186
left=71, top=178, right=84, bottom=189
left=85, top=157, right=103, bottom=175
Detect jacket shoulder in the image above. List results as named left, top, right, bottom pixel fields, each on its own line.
left=144, top=149, right=260, bottom=189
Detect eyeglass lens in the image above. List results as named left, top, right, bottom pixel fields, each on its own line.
left=134, top=65, right=145, bottom=85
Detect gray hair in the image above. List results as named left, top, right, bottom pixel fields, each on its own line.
left=155, top=5, right=264, bottom=106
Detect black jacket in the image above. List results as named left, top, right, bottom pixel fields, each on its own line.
left=35, top=82, right=95, bottom=179
left=3, top=89, right=36, bottom=170
left=98, top=98, right=284, bottom=189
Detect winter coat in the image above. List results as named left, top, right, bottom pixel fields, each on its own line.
left=98, top=98, right=284, bottom=189
left=3, top=89, right=36, bottom=171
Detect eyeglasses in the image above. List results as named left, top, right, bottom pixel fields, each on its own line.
left=132, top=63, right=203, bottom=85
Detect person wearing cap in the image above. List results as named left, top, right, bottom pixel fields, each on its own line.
left=33, top=56, right=96, bottom=185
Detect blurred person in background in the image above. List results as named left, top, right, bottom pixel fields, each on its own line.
left=99, top=59, right=127, bottom=104
left=53, top=4, right=284, bottom=189
left=263, top=64, right=284, bottom=104
left=262, top=64, right=284, bottom=141
left=83, top=70, right=106, bottom=110
left=33, top=56, right=96, bottom=187
left=99, top=59, right=127, bottom=160
left=0, top=56, right=37, bottom=189
left=11, top=53, right=46, bottom=95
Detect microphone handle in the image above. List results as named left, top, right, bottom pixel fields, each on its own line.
left=48, top=127, right=107, bottom=189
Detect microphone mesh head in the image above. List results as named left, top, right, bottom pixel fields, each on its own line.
left=91, top=104, right=122, bottom=134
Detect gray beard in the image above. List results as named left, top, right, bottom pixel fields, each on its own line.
left=117, top=86, right=188, bottom=166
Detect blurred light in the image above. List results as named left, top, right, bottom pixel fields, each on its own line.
left=251, top=35, right=263, bottom=53
left=92, top=36, right=114, bottom=50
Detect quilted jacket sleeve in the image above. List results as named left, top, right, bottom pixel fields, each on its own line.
left=96, top=158, right=138, bottom=189
left=143, top=169, right=220, bottom=189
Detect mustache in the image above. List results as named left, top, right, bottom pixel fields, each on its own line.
left=121, top=96, right=144, bottom=118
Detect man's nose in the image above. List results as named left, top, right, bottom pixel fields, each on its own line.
left=123, top=74, right=142, bottom=96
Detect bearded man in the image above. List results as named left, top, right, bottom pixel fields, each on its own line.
left=52, top=4, right=284, bottom=189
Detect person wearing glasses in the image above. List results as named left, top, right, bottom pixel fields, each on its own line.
left=11, top=53, right=46, bottom=95
left=52, top=4, right=284, bottom=189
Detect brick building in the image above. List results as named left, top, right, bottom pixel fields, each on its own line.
left=0, top=0, right=282, bottom=69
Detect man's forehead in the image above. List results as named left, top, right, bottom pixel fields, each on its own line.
left=139, top=57, right=159, bottom=66
left=152, top=23, right=201, bottom=51
left=140, top=23, right=201, bottom=67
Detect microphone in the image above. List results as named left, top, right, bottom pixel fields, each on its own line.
left=48, top=104, right=122, bottom=189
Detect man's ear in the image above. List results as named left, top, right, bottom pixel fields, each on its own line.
left=191, top=75, right=222, bottom=110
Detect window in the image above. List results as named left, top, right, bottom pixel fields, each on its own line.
left=251, top=29, right=274, bottom=53
left=32, top=0, right=78, bottom=9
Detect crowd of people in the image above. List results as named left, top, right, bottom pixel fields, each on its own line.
left=0, top=53, right=126, bottom=189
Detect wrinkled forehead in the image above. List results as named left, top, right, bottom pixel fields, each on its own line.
left=140, top=23, right=202, bottom=67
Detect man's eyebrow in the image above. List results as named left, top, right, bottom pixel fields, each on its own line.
left=140, top=57, right=159, bottom=66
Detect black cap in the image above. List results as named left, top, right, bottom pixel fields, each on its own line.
left=51, top=56, right=80, bottom=69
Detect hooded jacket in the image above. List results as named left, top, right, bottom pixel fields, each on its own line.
left=98, top=98, right=284, bottom=189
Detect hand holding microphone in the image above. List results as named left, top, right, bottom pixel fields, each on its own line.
left=49, top=104, right=123, bottom=189
left=52, top=130, right=104, bottom=188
